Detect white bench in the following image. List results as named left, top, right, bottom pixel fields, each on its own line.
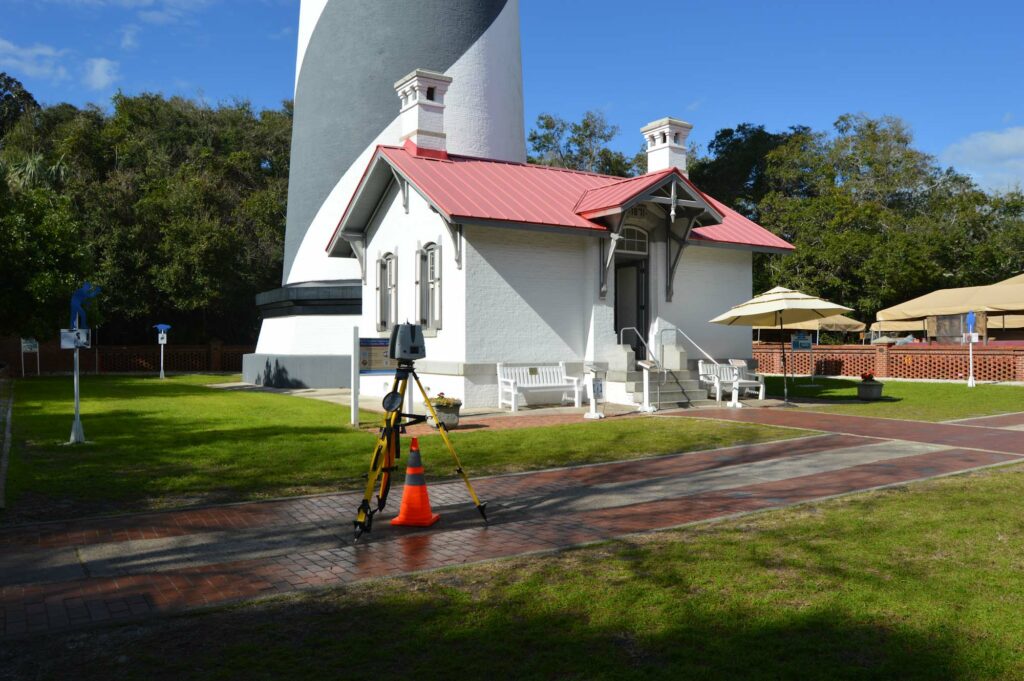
left=729, top=359, right=767, bottom=398
left=698, top=360, right=765, bottom=407
left=497, top=362, right=581, bottom=413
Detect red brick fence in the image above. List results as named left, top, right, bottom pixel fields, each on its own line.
left=0, top=338, right=253, bottom=377
left=754, top=344, right=1024, bottom=382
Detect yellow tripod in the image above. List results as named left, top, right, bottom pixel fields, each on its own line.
left=354, top=359, right=487, bottom=538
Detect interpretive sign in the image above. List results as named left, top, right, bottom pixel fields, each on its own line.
left=791, top=332, right=812, bottom=351
left=359, top=338, right=398, bottom=374
left=20, top=338, right=39, bottom=353
left=60, top=329, right=91, bottom=349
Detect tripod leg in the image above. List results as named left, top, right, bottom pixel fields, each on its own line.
left=354, top=375, right=404, bottom=539
left=412, top=373, right=488, bottom=523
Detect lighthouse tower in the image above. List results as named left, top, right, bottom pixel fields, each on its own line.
left=245, top=0, right=525, bottom=387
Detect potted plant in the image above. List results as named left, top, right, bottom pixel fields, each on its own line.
left=427, top=393, right=462, bottom=429
left=857, top=372, right=884, bottom=400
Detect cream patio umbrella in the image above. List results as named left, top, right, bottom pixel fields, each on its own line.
left=710, top=287, right=854, bottom=403
left=754, top=314, right=864, bottom=343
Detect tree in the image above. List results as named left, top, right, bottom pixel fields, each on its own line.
left=0, top=72, right=38, bottom=142
left=688, top=123, right=807, bottom=220
left=752, top=113, right=1024, bottom=319
left=528, top=111, right=644, bottom=177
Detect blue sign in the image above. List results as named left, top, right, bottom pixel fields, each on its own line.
left=791, top=332, right=812, bottom=351
left=966, top=311, right=976, bottom=334
left=153, top=323, right=172, bottom=332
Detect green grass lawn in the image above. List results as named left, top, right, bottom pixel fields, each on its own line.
left=7, top=463, right=1024, bottom=680
left=766, top=376, right=1024, bottom=422
left=2, top=375, right=799, bottom=523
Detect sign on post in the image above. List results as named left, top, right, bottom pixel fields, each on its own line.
left=60, top=329, right=91, bottom=349
left=153, top=324, right=171, bottom=379
left=791, top=332, right=812, bottom=351
left=358, top=338, right=398, bottom=375
left=966, top=311, right=977, bottom=388
left=20, top=338, right=40, bottom=377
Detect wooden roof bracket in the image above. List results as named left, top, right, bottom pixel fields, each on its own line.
left=599, top=214, right=626, bottom=299
left=391, top=168, right=409, bottom=214
left=443, top=219, right=463, bottom=270
left=351, top=236, right=367, bottom=284
left=666, top=213, right=696, bottom=302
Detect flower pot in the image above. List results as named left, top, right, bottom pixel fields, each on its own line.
left=857, top=381, right=884, bottom=401
left=428, top=405, right=460, bottom=429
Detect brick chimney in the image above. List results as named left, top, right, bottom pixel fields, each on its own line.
left=641, top=117, right=693, bottom=174
left=394, top=69, right=452, bottom=157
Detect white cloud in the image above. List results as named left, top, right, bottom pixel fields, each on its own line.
left=83, top=57, right=120, bottom=90
left=120, top=24, right=140, bottom=49
left=43, top=0, right=212, bottom=24
left=0, top=36, right=70, bottom=81
left=943, top=127, right=1024, bottom=192
left=686, top=98, right=705, bottom=112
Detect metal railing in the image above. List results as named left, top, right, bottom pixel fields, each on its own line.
left=619, top=327, right=667, bottom=410
left=658, top=327, right=719, bottom=366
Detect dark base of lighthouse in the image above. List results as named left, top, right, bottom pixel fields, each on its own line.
left=242, top=281, right=362, bottom=389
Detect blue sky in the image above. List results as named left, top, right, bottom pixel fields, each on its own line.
left=3, top=0, right=1023, bottom=190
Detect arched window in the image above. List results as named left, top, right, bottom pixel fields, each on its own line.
left=377, top=252, right=397, bottom=331
left=618, top=226, right=648, bottom=256
left=418, top=243, right=442, bottom=330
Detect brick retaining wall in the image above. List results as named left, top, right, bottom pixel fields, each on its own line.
left=753, top=344, right=1024, bottom=382
left=0, top=338, right=253, bottom=377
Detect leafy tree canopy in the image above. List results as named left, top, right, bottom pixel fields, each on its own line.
left=1, top=86, right=292, bottom=343
left=527, top=111, right=645, bottom=177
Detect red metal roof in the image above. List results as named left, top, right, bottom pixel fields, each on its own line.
left=573, top=169, right=676, bottom=216
left=690, top=192, right=793, bottom=251
left=335, top=143, right=793, bottom=252
left=380, top=144, right=610, bottom=231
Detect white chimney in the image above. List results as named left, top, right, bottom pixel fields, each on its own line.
left=394, top=69, right=452, bottom=155
left=641, top=117, right=693, bottom=174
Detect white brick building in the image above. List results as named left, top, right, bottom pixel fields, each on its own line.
left=322, top=69, right=793, bottom=409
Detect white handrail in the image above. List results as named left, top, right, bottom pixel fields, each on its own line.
left=659, top=327, right=719, bottom=366
left=618, top=327, right=662, bottom=369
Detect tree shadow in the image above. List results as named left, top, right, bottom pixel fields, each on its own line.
left=0, top=564, right=992, bottom=681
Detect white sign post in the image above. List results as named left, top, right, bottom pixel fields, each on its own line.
left=20, top=338, right=40, bottom=377
left=966, top=311, right=977, bottom=388
left=350, top=326, right=359, bottom=427
left=60, top=328, right=91, bottom=444
left=153, top=324, right=171, bottom=379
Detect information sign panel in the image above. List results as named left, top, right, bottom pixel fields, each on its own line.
left=791, top=332, right=812, bottom=351
left=60, top=329, right=91, bottom=349
left=21, top=338, right=39, bottom=353
left=359, top=338, right=398, bottom=374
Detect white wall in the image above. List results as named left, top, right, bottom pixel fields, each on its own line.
left=464, top=227, right=590, bottom=363
left=255, top=315, right=355, bottom=356
left=652, top=244, right=753, bottom=361
left=361, top=185, right=467, bottom=362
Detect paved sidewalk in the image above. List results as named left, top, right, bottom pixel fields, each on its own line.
left=4, top=416, right=1024, bottom=637
left=680, top=409, right=1024, bottom=455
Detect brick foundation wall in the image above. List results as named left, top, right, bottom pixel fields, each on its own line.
left=753, top=344, right=1024, bottom=382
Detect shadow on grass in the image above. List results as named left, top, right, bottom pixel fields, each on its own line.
left=765, top=377, right=905, bottom=405
left=0, top=568, right=988, bottom=681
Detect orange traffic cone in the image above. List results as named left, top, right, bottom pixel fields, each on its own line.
left=391, top=437, right=440, bottom=527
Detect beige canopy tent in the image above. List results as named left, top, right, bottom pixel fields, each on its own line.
left=876, top=283, right=1024, bottom=321
left=755, top=314, right=865, bottom=333
left=997, top=273, right=1024, bottom=285
left=870, top=320, right=927, bottom=332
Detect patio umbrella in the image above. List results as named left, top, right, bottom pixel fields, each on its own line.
left=710, top=287, right=853, bottom=403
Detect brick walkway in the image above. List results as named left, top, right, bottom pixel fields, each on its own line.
left=4, top=411, right=1024, bottom=637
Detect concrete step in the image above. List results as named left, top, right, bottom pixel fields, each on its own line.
left=624, top=379, right=704, bottom=393
left=608, top=369, right=700, bottom=383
